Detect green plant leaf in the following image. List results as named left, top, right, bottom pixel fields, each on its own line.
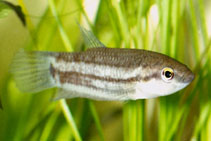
left=0, top=1, right=25, bottom=25
left=0, top=1, right=10, bottom=18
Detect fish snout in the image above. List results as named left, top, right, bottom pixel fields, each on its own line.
left=182, top=71, right=195, bottom=83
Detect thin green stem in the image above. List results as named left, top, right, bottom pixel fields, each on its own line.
left=88, top=101, right=104, bottom=141
left=198, top=0, right=208, bottom=45
left=192, top=103, right=211, bottom=139
left=189, top=0, right=200, bottom=60
left=136, top=100, right=144, bottom=141
left=48, top=0, right=73, bottom=52
left=40, top=110, right=61, bottom=141
left=60, top=100, right=82, bottom=141
left=17, top=0, right=38, bottom=49
left=162, top=0, right=172, bottom=54
left=159, top=97, right=167, bottom=141
left=17, top=0, right=34, bottom=32
left=112, top=0, right=130, bottom=47
left=130, top=101, right=137, bottom=141
left=166, top=106, right=186, bottom=140
left=75, top=0, right=92, bottom=26
left=171, top=0, right=180, bottom=57
left=123, top=103, right=129, bottom=141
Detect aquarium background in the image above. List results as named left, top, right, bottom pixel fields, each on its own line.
left=0, top=0, right=210, bottom=140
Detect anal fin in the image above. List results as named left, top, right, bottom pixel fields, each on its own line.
left=53, top=89, right=81, bottom=101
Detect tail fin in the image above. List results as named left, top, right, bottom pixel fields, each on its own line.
left=10, top=49, right=56, bottom=93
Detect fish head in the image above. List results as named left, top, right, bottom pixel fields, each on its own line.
left=136, top=52, right=195, bottom=98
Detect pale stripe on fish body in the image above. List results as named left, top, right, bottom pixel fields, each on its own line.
left=10, top=25, right=194, bottom=101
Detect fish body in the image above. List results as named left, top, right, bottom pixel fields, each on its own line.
left=10, top=47, right=194, bottom=101
left=10, top=25, right=194, bottom=101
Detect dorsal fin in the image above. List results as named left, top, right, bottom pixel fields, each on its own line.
left=78, top=24, right=106, bottom=48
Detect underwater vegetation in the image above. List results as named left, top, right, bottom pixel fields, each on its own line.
left=0, top=0, right=210, bottom=140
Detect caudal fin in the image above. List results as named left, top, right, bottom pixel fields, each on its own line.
left=10, top=49, right=56, bottom=93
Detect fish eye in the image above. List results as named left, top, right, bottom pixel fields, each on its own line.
left=161, top=67, right=174, bottom=82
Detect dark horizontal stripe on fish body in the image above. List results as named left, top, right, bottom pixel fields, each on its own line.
left=55, top=48, right=153, bottom=68
left=58, top=71, right=136, bottom=94
left=58, top=71, right=139, bottom=83
left=50, top=64, right=161, bottom=84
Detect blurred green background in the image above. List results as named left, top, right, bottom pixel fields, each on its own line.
left=0, top=0, right=211, bottom=140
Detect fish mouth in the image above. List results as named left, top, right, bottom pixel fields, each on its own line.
left=182, top=71, right=195, bottom=83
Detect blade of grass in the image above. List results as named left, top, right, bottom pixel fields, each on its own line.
left=189, top=0, right=200, bottom=60
left=161, top=0, right=172, bottom=54
left=75, top=0, right=92, bottom=27
left=48, top=0, right=73, bottom=52
left=159, top=97, right=167, bottom=141
left=40, top=109, right=61, bottom=141
left=123, top=102, right=129, bottom=141
left=17, top=0, right=40, bottom=50
left=17, top=0, right=34, bottom=32
left=206, top=102, right=211, bottom=140
left=198, top=0, right=208, bottom=45
left=130, top=101, right=137, bottom=141
left=166, top=106, right=186, bottom=140
left=124, top=101, right=136, bottom=141
left=88, top=101, right=104, bottom=141
left=192, top=103, right=210, bottom=139
left=60, top=99, right=82, bottom=141
left=104, top=0, right=122, bottom=46
left=111, top=0, right=130, bottom=47
left=171, top=0, right=180, bottom=57
left=136, top=100, right=144, bottom=141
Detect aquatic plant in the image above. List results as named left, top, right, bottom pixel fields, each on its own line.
left=0, top=0, right=210, bottom=140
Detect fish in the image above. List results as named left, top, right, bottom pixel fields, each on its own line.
left=9, top=25, right=194, bottom=101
